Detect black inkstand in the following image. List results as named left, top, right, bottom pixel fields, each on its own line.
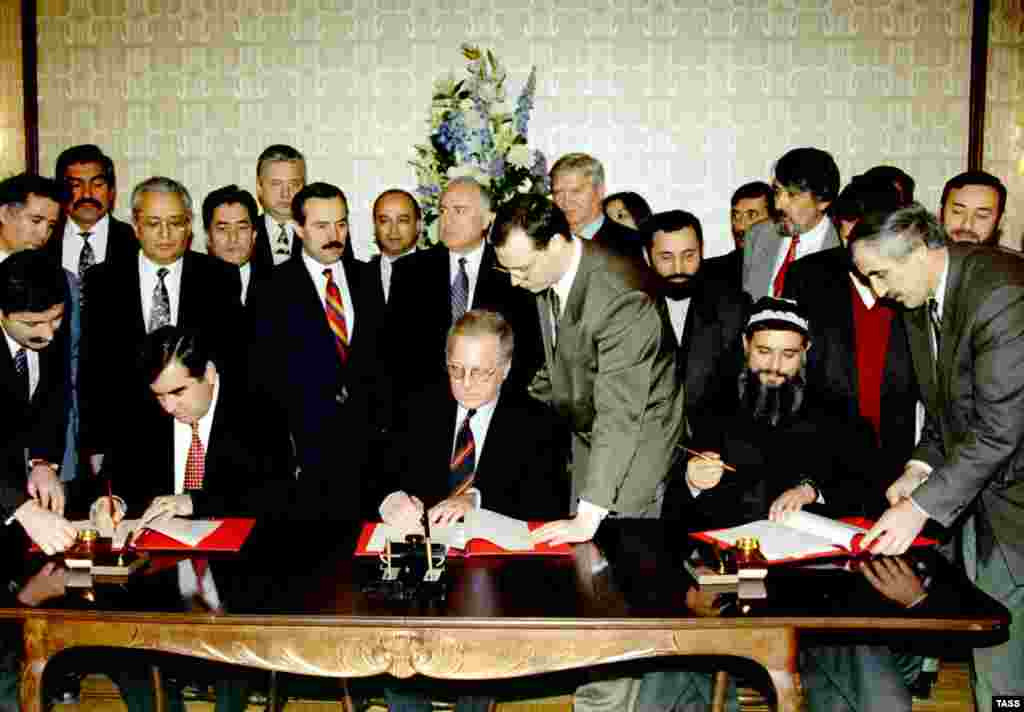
left=362, top=533, right=449, bottom=602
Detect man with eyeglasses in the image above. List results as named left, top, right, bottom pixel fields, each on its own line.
left=374, top=308, right=568, bottom=712
left=80, top=177, right=243, bottom=467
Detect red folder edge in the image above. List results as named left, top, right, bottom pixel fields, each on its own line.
left=689, top=516, right=937, bottom=566
left=354, top=521, right=572, bottom=557
left=133, top=518, right=256, bottom=552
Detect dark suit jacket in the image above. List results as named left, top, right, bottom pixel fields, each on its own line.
left=251, top=214, right=303, bottom=274
left=661, top=275, right=749, bottom=418
left=783, top=247, right=919, bottom=515
left=79, top=252, right=244, bottom=454
left=907, top=244, right=1024, bottom=579
left=702, top=249, right=743, bottom=291
left=97, top=378, right=292, bottom=519
left=248, top=254, right=385, bottom=521
left=46, top=214, right=137, bottom=271
left=530, top=241, right=686, bottom=515
left=387, top=243, right=543, bottom=399
left=0, top=331, right=68, bottom=520
left=373, top=389, right=570, bottom=522
left=592, top=218, right=644, bottom=260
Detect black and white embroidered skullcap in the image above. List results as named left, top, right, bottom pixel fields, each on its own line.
left=745, top=296, right=810, bottom=338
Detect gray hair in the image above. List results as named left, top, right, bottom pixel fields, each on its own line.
left=849, top=202, right=947, bottom=260
left=446, top=309, right=515, bottom=364
left=131, top=176, right=192, bottom=214
left=550, top=152, right=605, bottom=188
left=256, top=144, right=306, bottom=178
left=444, top=176, right=492, bottom=213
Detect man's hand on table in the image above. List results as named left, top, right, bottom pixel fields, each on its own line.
left=13, top=500, right=76, bottom=555
left=428, top=494, right=475, bottom=526
left=860, top=498, right=929, bottom=556
left=768, top=484, right=816, bottom=521
left=138, top=494, right=193, bottom=526
left=531, top=507, right=602, bottom=546
left=28, top=462, right=64, bottom=515
left=380, top=491, right=425, bottom=532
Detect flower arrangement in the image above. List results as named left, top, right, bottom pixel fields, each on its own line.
left=411, top=44, right=549, bottom=246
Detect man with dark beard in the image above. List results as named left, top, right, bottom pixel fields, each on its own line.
left=644, top=297, right=912, bottom=712
left=663, top=296, right=877, bottom=533
left=642, top=210, right=749, bottom=417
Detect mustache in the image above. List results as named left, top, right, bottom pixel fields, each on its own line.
left=323, top=241, right=345, bottom=249
left=73, top=198, right=103, bottom=211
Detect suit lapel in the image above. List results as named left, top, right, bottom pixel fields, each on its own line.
left=127, top=257, right=147, bottom=338
left=0, top=341, right=26, bottom=406
left=178, top=253, right=194, bottom=327
left=905, top=306, right=936, bottom=409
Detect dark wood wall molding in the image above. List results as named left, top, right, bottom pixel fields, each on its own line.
left=21, top=0, right=38, bottom=174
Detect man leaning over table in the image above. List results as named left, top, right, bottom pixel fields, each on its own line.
left=855, top=204, right=1024, bottom=711
left=491, top=194, right=685, bottom=711
left=375, top=308, right=569, bottom=712
left=640, top=296, right=912, bottom=712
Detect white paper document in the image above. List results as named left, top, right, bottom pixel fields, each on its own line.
left=705, top=511, right=867, bottom=561
left=72, top=517, right=222, bottom=549
left=366, top=507, right=533, bottom=553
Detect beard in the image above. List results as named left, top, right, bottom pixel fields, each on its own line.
left=949, top=227, right=1000, bottom=246
left=658, top=273, right=699, bottom=301
left=737, top=366, right=806, bottom=427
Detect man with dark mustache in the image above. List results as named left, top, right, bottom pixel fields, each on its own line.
left=641, top=210, right=749, bottom=417
left=49, top=144, right=137, bottom=279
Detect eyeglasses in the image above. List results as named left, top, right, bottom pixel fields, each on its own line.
left=445, top=362, right=500, bottom=384
left=140, top=216, right=190, bottom=232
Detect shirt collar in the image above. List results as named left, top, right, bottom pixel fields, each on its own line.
left=552, top=236, right=584, bottom=310
left=449, top=240, right=486, bottom=276
left=66, top=212, right=110, bottom=240
left=302, top=250, right=343, bottom=281
left=264, top=214, right=293, bottom=234
left=3, top=327, right=23, bottom=360
left=139, top=252, right=183, bottom=279
left=456, top=389, right=500, bottom=424
left=577, top=214, right=605, bottom=240
left=849, top=271, right=876, bottom=308
left=381, top=246, right=416, bottom=264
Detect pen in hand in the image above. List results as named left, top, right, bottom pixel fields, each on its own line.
left=682, top=447, right=738, bottom=473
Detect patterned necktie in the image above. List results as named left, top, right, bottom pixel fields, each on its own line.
left=772, top=235, right=800, bottom=297
left=451, top=257, right=469, bottom=324
left=449, top=409, right=477, bottom=490
left=928, top=298, right=942, bottom=360
left=548, top=288, right=561, bottom=346
left=324, top=268, right=349, bottom=365
left=14, top=348, right=28, bottom=399
left=78, top=232, right=95, bottom=281
left=184, top=421, right=205, bottom=490
left=273, top=223, right=290, bottom=261
left=148, top=267, right=171, bottom=332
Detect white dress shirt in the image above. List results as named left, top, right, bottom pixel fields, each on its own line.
left=3, top=329, right=38, bottom=398
left=302, top=252, right=356, bottom=338
left=380, top=247, right=415, bottom=302
left=665, top=297, right=692, bottom=345
left=239, top=263, right=252, bottom=305
left=451, top=396, right=499, bottom=466
left=139, top=254, right=183, bottom=328
left=173, top=377, right=220, bottom=495
left=265, top=215, right=296, bottom=266
left=449, top=240, right=486, bottom=310
left=62, top=214, right=111, bottom=274
left=770, top=214, right=832, bottom=287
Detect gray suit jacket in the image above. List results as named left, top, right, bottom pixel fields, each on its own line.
left=742, top=219, right=840, bottom=299
left=529, top=241, right=685, bottom=516
left=908, top=244, right=1024, bottom=580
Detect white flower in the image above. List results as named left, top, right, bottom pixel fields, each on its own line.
left=518, top=178, right=533, bottom=193
left=507, top=144, right=532, bottom=169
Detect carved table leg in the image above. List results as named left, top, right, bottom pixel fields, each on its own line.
left=20, top=618, right=50, bottom=712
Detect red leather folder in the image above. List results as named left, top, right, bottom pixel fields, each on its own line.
left=354, top=521, right=572, bottom=557
left=131, top=518, right=257, bottom=552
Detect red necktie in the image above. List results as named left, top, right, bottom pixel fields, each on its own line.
left=324, top=268, right=350, bottom=365
left=184, top=421, right=205, bottom=490
left=773, top=235, right=800, bottom=297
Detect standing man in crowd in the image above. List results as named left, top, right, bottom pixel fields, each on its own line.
left=939, top=170, right=1007, bottom=247
left=744, top=147, right=841, bottom=299
left=704, top=181, right=773, bottom=289
left=203, top=185, right=262, bottom=305
left=49, top=144, right=137, bottom=280
left=252, top=144, right=306, bottom=270
left=855, top=205, right=1024, bottom=711
left=642, top=210, right=748, bottom=417
left=550, top=153, right=642, bottom=258
left=370, top=188, right=420, bottom=304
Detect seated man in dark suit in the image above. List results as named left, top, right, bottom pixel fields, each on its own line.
left=202, top=184, right=263, bottom=305
left=549, top=152, right=642, bottom=258
left=0, top=250, right=77, bottom=554
left=377, top=308, right=568, bottom=712
left=641, top=210, right=749, bottom=417
left=643, top=297, right=910, bottom=712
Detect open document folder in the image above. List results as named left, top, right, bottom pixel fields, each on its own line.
left=691, top=511, right=936, bottom=564
left=68, top=517, right=256, bottom=552
left=356, top=508, right=572, bottom=557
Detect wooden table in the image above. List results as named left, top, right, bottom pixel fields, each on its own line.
left=0, top=520, right=1009, bottom=712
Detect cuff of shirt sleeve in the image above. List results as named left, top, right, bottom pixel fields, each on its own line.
left=467, top=487, right=481, bottom=509
left=576, top=499, right=609, bottom=522
left=909, top=495, right=932, bottom=520
left=688, top=483, right=702, bottom=498
left=907, top=460, right=934, bottom=476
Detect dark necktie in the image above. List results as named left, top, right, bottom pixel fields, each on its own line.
left=324, top=268, right=350, bottom=365
left=14, top=348, right=28, bottom=399
left=148, top=267, right=171, bottom=332
left=451, top=257, right=469, bottom=324
left=449, top=408, right=477, bottom=491
left=928, top=298, right=942, bottom=360
left=78, top=232, right=95, bottom=281
left=773, top=235, right=800, bottom=297
left=548, top=288, right=561, bottom=345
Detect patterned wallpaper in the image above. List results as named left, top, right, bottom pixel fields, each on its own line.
left=27, top=0, right=1024, bottom=257
left=0, top=1, right=25, bottom=179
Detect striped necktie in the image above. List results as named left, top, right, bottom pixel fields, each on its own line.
left=14, top=348, right=28, bottom=399
left=451, top=257, right=469, bottom=324
left=324, top=268, right=350, bottom=365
